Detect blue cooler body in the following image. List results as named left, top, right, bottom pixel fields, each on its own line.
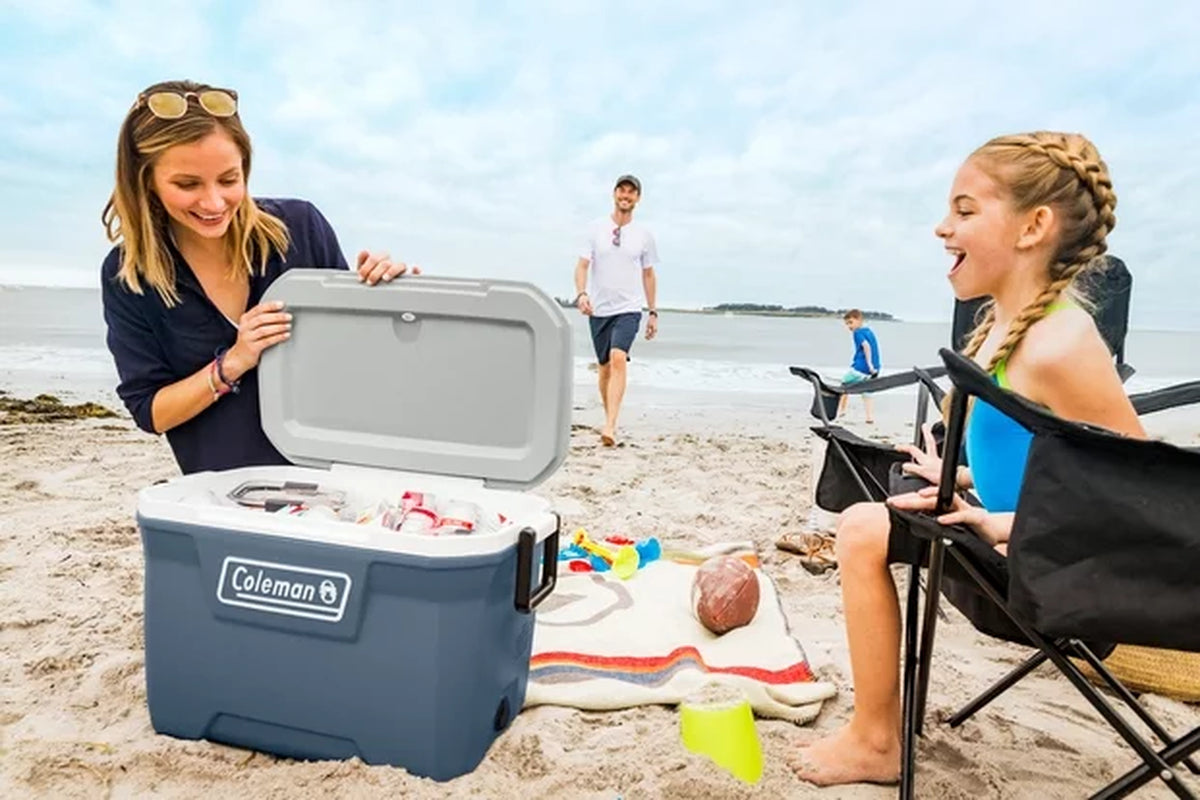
left=136, top=273, right=571, bottom=781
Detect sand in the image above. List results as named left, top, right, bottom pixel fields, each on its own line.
left=2, top=391, right=1199, bottom=799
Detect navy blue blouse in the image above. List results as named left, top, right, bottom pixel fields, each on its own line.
left=102, top=198, right=348, bottom=474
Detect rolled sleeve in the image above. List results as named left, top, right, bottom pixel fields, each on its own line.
left=101, top=257, right=172, bottom=433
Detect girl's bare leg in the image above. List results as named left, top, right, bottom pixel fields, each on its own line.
left=788, top=502, right=902, bottom=786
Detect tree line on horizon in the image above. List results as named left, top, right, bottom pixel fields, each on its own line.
left=707, top=303, right=895, bottom=320
left=553, top=296, right=894, bottom=320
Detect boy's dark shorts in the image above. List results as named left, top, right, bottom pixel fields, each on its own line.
left=589, top=312, right=642, bottom=365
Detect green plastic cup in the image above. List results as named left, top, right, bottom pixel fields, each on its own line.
left=679, top=685, right=763, bottom=784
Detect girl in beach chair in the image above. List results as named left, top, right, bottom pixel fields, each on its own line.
left=787, top=131, right=1145, bottom=787
left=892, top=349, right=1200, bottom=799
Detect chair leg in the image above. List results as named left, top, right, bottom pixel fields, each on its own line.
left=948, top=549, right=1191, bottom=799
left=947, top=650, right=1050, bottom=728
left=899, top=560, right=925, bottom=800
left=912, top=539, right=947, bottom=736
left=1071, top=642, right=1200, bottom=776
left=1092, top=726, right=1200, bottom=800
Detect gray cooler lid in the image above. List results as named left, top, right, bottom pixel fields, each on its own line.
left=257, top=270, right=573, bottom=490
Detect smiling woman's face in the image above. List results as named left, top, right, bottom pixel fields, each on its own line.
left=151, top=126, right=246, bottom=245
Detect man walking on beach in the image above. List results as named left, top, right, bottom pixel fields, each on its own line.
left=573, top=174, right=659, bottom=447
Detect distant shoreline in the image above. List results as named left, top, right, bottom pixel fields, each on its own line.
left=552, top=296, right=896, bottom=321
left=659, top=307, right=896, bottom=321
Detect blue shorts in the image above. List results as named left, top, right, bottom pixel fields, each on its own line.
left=589, top=312, right=642, bottom=365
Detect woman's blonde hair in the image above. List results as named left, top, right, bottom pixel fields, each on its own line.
left=102, top=79, right=290, bottom=306
left=958, top=131, right=1118, bottom=371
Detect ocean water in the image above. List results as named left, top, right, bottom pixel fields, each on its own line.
left=1, top=285, right=1197, bottom=411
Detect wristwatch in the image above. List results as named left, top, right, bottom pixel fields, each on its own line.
left=648, top=310, right=658, bottom=317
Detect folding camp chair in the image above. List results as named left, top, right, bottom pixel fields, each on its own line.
left=896, top=348, right=1200, bottom=799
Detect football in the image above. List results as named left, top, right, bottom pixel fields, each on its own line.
left=691, top=555, right=760, bottom=635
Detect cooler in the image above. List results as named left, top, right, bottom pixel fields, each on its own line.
left=135, top=271, right=571, bottom=781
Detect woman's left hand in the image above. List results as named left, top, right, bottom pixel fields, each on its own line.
left=356, top=250, right=421, bottom=285
left=887, top=486, right=1013, bottom=547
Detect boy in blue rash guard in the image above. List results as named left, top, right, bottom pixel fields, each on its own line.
left=838, top=308, right=882, bottom=423
left=101, top=80, right=420, bottom=475
left=788, top=132, right=1144, bottom=787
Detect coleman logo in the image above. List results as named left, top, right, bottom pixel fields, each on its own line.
left=216, top=557, right=351, bottom=623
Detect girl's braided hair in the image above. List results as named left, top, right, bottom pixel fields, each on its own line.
left=945, top=133, right=1117, bottom=421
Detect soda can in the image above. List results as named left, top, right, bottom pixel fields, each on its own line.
left=301, top=505, right=340, bottom=522
left=398, top=506, right=439, bottom=534
left=379, top=503, right=405, bottom=530
left=436, top=499, right=479, bottom=534
left=400, top=490, right=434, bottom=513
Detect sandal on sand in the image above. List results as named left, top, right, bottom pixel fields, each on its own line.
left=776, top=531, right=838, bottom=575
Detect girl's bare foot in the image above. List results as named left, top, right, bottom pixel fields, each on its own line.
left=600, top=428, right=616, bottom=447
left=787, top=723, right=900, bottom=786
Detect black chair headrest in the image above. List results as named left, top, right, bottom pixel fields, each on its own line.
left=951, top=255, right=1131, bottom=361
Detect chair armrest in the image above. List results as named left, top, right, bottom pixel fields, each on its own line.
left=788, top=365, right=948, bottom=397
left=1130, top=379, right=1200, bottom=416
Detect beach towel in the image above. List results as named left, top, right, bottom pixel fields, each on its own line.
left=525, top=541, right=837, bottom=723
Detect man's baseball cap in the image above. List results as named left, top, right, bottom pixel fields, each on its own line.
left=614, top=174, right=642, bottom=193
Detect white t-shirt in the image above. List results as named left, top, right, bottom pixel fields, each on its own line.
left=580, top=217, right=659, bottom=317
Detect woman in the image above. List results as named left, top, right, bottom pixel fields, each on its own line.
left=102, top=80, right=418, bottom=474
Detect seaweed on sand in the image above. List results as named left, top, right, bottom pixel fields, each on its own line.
left=0, top=394, right=119, bottom=425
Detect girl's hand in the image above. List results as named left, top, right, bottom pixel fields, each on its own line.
left=222, top=301, right=293, bottom=380
left=887, top=486, right=1013, bottom=546
left=357, top=250, right=421, bottom=285
left=896, top=423, right=971, bottom=489
left=895, top=423, right=943, bottom=484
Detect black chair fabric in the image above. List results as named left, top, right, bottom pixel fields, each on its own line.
left=951, top=254, right=1132, bottom=359
left=811, top=426, right=910, bottom=511
left=939, top=349, right=1200, bottom=653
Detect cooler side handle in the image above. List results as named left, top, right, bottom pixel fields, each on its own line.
left=515, top=513, right=560, bottom=613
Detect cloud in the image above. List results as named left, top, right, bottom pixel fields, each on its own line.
left=0, top=0, right=1197, bottom=331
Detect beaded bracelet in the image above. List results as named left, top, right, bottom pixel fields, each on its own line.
left=214, top=348, right=241, bottom=394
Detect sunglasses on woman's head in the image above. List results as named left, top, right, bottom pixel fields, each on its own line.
left=137, top=89, right=239, bottom=120
left=612, top=226, right=621, bottom=247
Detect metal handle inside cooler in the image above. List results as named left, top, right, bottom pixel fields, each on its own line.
left=514, top=518, right=559, bottom=613
left=226, top=480, right=347, bottom=512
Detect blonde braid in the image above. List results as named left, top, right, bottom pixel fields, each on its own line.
left=940, top=131, right=1117, bottom=418
left=962, top=304, right=995, bottom=359
left=981, top=266, right=1082, bottom=372
left=980, top=132, right=1117, bottom=373
left=941, top=303, right=994, bottom=418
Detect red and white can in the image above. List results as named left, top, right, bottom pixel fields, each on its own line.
left=398, top=506, right=439, bottom=534
left=436, top=499, right=480, bottom=534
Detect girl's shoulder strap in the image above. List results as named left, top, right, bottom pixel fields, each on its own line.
left=992, top=300, right=1074, bottom=389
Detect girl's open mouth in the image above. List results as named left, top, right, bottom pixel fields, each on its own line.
left=948, top=251, right=966, bottom=276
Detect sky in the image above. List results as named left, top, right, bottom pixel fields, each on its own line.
left=0, top=0, right=1197, bottom=329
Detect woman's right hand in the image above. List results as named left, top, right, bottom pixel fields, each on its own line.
left=222, top=301, right=293, bottom=381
